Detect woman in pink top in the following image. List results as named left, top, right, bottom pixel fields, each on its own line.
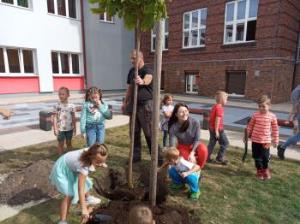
left=247, top=95, right=279, bottom=180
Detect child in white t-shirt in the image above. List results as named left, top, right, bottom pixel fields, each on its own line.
left=159, top=147, right=201, bottom=200
left=160, top=94, right=174, bottom=147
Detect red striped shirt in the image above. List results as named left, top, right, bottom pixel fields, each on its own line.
left=247, top=111, right=279, bottom=145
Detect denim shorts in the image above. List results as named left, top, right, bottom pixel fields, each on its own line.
left=57, top=130, right=73, bottom=141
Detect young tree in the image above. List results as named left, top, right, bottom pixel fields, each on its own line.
left=89, top=0, right=167, bottom=191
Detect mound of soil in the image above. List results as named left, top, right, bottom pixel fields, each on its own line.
left=0, top=160, right=57, bottom=206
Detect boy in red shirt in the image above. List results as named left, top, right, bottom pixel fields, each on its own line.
left=247, top=95, right=279, bottom=180
left=207, top=91, right=229, bottom=165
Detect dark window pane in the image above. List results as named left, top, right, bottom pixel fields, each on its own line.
left=165, top=18, right=169, bottom=33
left=71, top=54, right=79, bottom=74
left=99, top=13, right=105, bottom=20
left=0, top=48, right=5, bottom=73
left=107, top=14, right=113, bottom=22
left=184, top=31, right=189, bottom=47
left=7, top=49, right=20, bottom=73
left=1, top=0, right=13, bottom=4
left=201, top=9, right=207, bottom=26
left=200, top=29, right=206, bottom=45
left=225, top=25, right=233, bottom=42
left=152, top=37, right=156, bottom=51
left=184, top=13, right=190, bottom=29
left=23, top=50, right=34, bottom=73
left=226, top=71, right=246, bottom=95
left=68, top=0, right=76, bottom=18
left=237, top=0, right=246, bottom=20
left=226, top=3, right=234, bottom=22
left=246, top=20, right=256, bottom=41
left=51, top=52, right=59, bottom=73
left=47, top=0, right=55, bottom=13
left=57, top=0, right=66, bottom=16
left=61, top=53, right=69, bottom=74
left=165, top=35, right=168, bottom=49
left=17, top=0, right=28, bottom=7
left=236, top=23, right=245, bottom=41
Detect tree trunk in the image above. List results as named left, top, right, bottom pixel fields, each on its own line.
left=150, top=20, right=164, bottom=206
left=127, top=19, right=141, bottom=188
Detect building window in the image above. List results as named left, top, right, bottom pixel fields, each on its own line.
left=183, top=8, right=207, bottom=48
left=1, top=0, right=29, bottom=8
left=224, top=0, right=259, bottom=44
left=47, top=0, right=78, bottom=19
left=185, top=73, right=198, bottom=94
left=51, top=52, right=81, bottom=75
left=226, top=71, right=246, bottom=95
left=0, top=47, right=35, bottom=74
left=151, top=19, right=169, bottom=51
left=99, top=12, right=113, bottom=22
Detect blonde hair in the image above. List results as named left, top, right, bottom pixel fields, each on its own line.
left=215, top=90, right=228, bottom=103
left=129, top=205, right=154, bottom=224
left=257, top=95, right=271, bottom=106
left=58, top=86, right=70, bottom=95
left=80, top=143, right=108, bottom=167
left=161, top=94, right=173, bottom=106
left=164, top=147, right=180, bottom=162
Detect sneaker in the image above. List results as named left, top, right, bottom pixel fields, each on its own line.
left=86, top=195, right=101, bottom=205
left=215, top=158, right=228, bottom=165
left=256, top=169, right=264, bottom=180
left=277, top=145, right=286, bottom=160
left=263, top=168, right=271, bottom=180
left=189, top=191, right=201, bottom=200
left=170, top=183, right=185, bottom=191
left=58, top=221, right=68, bottom=224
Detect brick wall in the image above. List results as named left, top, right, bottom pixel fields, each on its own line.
left=140, top=0, right=300, bottom=103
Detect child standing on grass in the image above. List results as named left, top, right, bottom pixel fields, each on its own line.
left=129, top=205, right=155, bottom=224
left=53, top=87, right=76, bottom=155
left=80, top=87, right=112, bottom=147
left=50, top=143, right=108, bottom=224
left=159, top=147, right=201, bottom=200
left=160, top=94, right=174, bottom=148
left=207, top=90, right=229, bottom=165
left=247, top=95, right=279, bottom=180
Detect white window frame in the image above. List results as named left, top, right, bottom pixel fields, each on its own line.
left=185, top=74, right=198, bottom=94
left=52, top=51, right=82, bottom=76
left=99, top=12, right=114, bottom=23
left=0, top=47, right=36, bottom=76
left=182, top=8, right=207, bottom=49
left=0, top=0, right=31, bottom=9
left=47, top=0, right=79, bottom=20
left=151, top=18, right=169, bottom=52
left=224, top=0, right=258, bottom=44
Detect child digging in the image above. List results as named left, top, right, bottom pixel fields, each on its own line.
left=50, top=143, right=108, bottom=224
left=159, top=147, right=201, bottom=200
left=52, top=87, right=76, bottom=155
left=246, top=95, right=279, bottom=180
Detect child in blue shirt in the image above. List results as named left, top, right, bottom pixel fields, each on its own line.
left=80, top=87, right=111, bottom=146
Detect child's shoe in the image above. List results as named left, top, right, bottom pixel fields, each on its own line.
left=189, top=191, right=201, bottom=200
left=256, top=169, right=264, bottom=180
left=86, top=195, right=101, bottom=205
left=263, top=168, right=271, bottom=180
left=215, top=157, right=228, bottom=165
left=170, top=183, right=185, bottom=191
left=277, top=145, right=286, bottom=160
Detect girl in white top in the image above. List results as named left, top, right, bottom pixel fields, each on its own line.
left=160, top=94, right=174, bottom=147
left=50, top=143, right=108, bottom=224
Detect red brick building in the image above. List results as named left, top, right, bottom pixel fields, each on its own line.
left=141, top=0, right=300, bottom=103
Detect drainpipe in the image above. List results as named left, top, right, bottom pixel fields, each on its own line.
left=80, top=0, right=88, bottom=90
left=292, top=22, right=300, bottom=90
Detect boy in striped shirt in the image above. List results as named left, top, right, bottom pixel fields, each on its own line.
left=246, top=95, right=279, bottom=180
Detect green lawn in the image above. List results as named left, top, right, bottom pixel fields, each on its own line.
left=1, top=125, right=300, bottom=224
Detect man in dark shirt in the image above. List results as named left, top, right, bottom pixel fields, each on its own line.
left=122, top=49, right=153, bottom=162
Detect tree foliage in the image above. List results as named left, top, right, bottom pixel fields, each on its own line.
left=89, top=0, right=167, bottom=30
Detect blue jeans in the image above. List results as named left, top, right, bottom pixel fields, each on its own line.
left=282, top=115, right=300, bottom=149
left=168, top=167, right=200, bottom=193
left=207, top=129, right=229, bottom=160
left=86, top=123, right=105, bottom=147
left=162, top=130, right=169, bottom=147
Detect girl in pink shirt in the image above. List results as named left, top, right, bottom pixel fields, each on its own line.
left=247, top=95, right=279, bottom=180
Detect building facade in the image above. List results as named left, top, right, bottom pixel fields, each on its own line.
left=141, top=0, right=300, bottom=103
left=0, top=0, right=133, bottom=94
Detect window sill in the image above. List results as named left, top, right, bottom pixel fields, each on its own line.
left=222, top=41, right=256, bottom=48
left=47, top=13, right=80, bottom=21
left=185, top=92, right=198, bottom=95
left=180, top=46, right=206, bottom=53
left=0, top=74, right=38, bottom=77
left=0, top=2, right=32, bottom=11
left=150, top=49, right=169, bottom=54
left=99, top=20, right=115, bottom=24
left=53, top=74, right=84, bottom=77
